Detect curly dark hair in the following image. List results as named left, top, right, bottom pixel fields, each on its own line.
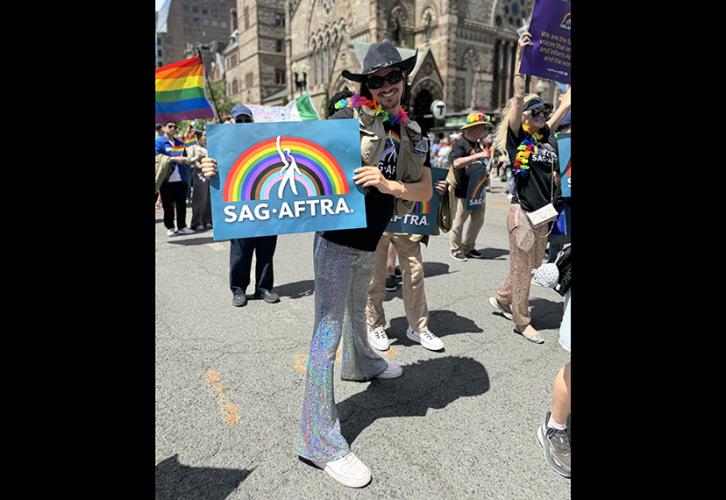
left=326, top=89, right=354, bottom=118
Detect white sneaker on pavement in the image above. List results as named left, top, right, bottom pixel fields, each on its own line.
left=367, top=324, right=390, bottom=351
left=166, top=228, right=177, bottom=237
left=313, top=452, right=371, bottom=488
left=405, top=326, right=444, bottom=351
left=176, top=227, right=195, bottom=235
left=376, top=361, right=403, bottom=379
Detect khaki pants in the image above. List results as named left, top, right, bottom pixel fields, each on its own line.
left=449, top=192, right=486, bottom=253
left=496, top=203, right=549, bottom=330
left=366, top=232, right=429, bottom=332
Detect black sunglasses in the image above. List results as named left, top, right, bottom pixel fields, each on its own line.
left=367, top=70, right=404, bottom=90
left=166, top=124, right=177, bottom=129
left=530, top=109, right=551, bottom=119
left=235, top=116, right=252, bottom=123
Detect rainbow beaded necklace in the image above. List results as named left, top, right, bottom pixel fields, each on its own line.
left=334, top=94, right=409, bottom=125
left=513, top=124, right=544, bottom=177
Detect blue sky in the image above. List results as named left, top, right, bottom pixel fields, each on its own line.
left=155, top=0, right=165, bottom=11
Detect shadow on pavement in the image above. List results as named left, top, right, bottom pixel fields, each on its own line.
left=529, top=297, right=564, bottom=330
left=388, top=309, right=483, bottom=341
left=155, top=454, right=253, bottom=500
left=274, top=279, right=314, bottom=299
left=472, top=247, right=509, bottom=260
left=338, top=356, right=490, bottom=445
left=422, top=261, right=454, bottom=278
left=166, top=236, right=216, bottom=246
left=383, top=262, right=455, bottom=302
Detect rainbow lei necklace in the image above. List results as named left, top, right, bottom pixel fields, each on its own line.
left=334, top=94, right=409, bottom=125
left=513, top=124, right=544, bottom=177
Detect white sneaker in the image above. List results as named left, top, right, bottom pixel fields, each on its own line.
left=367, top=324, right=390, bottom=351
left=313, top=452, right=371, bottom=488
left=376, top=361, right=403, bottom=379
left=176, top=227, right=195, bottom=235
left=406, top=326, right=444, bottom=351
left=166, top=228, right=177, bottom=237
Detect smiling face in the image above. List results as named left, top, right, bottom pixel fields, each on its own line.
left=521, top=103, right=551, bottom=131
left=367, top=67, right=405, bottom=111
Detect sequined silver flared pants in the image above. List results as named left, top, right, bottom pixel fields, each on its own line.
left=295, top=234, right=389, bottom=463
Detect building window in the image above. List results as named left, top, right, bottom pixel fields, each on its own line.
left=183, top=16, right=190, bottom=24
left=244, top=7, right=249, bottom=29
left=424, top=12, right=433, bottom=40
left=232, top=79, right=239, bottom=94
left=202, top=8, right=208, bottom=15
left=275, top=69, right=286, bottom=84
left=275, top=13, right=285, bottom=27
left=192, top=6, right=199, bottom=13
left=202, top=19, right=209, bottom=25
left=182, top=4, right=189, bottom=12
left=245, top=72, right=253, bottom=88
left=194, top=17, right=199, bottom=24
left=158, top=49, right=162, bottom=57
left=276, top=39, right=284, bottom=52
left=231, top=8, right=238, bottom=30
left=221, top=20, right=227, bottom=28
left=212, top=20, right=218, bottom=26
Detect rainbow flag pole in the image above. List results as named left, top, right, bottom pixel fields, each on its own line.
left=197, top=48, right=220, bottom=122
left=156, top=55, right=216, bottom=123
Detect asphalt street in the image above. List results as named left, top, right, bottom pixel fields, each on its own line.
left=155, top=176, right=570, bottom=499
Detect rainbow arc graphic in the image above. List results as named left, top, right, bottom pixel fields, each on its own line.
left=469, top=176, right=488, bottom=201
left=223, top=136, right=349, bottom=201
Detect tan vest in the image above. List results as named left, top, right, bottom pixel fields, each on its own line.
left=354, top=106, right=427, bottom=216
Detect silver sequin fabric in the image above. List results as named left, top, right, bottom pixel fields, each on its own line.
left=295, top=234, right=389, bottom=463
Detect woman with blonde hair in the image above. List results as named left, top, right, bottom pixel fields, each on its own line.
left=488, top=30, right=571, bottom=344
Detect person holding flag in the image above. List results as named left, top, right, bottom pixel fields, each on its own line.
left=155, top=122, right=194, bottom=236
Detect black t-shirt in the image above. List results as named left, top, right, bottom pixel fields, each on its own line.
left=506, top=124, right=558, bottom=212
left=448, top=136, right=485, bottom=199
left=322, top=107, right=430, bottom=252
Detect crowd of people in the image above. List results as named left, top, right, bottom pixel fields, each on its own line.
left=156, top=33, right=571, bottom=487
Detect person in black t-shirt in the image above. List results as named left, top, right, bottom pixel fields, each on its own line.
left=299, top=40, right=433, bottom=488
left=446, top=112, right=492, bottom=261
left=488, top=29, right=571, bottom=344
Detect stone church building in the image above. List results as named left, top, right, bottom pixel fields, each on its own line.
left=207, top=1, right=561, bottom=128
left=284, top=0, right=559, bottom=128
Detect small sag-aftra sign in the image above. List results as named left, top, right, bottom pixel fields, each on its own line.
left=465, top=163, right=488, bottom=211
left=387, top=168, right=447, bottom=235
left=207, top=120, right=366, bottom=240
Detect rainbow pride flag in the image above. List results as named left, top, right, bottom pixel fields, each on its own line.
left=156, top=56, right=215, bottom=123
left=183, top=135, right=199, bottom=147
left=168, top=145, right=185, bottom=157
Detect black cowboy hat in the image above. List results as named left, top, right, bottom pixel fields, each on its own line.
left=342, top=39, right=418, bottom=82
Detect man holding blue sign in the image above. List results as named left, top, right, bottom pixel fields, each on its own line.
left=448, top=112, right=492, bottom=262
left=366, top=169, right=448, bottom=353
left=201, top=39, right=433, bottom=489
left=226, top=105, right=280, bottom=307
